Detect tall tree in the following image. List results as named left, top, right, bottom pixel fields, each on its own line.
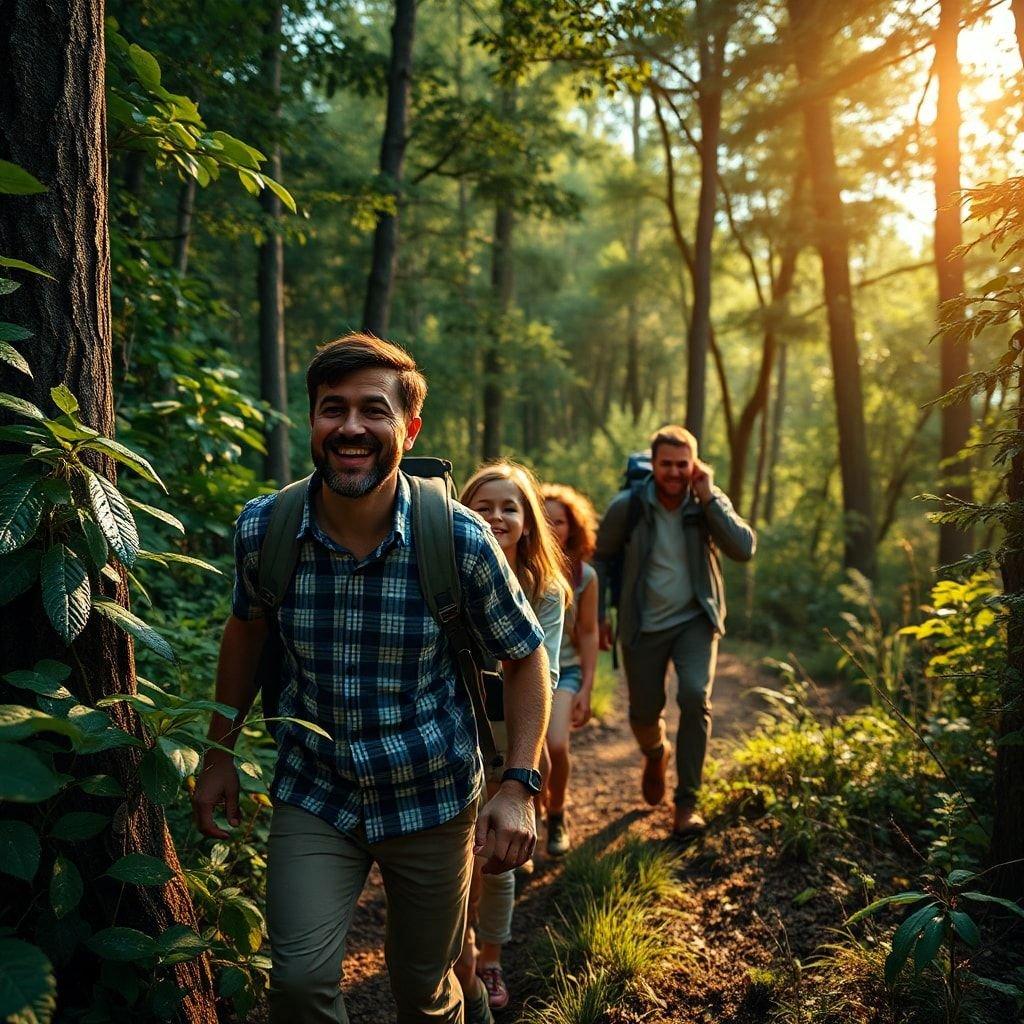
left=362, top=0, right=416, bottom=337
left=258, top=0, right=291, bottom=485
left=0, top=3, right=217, bottom=1019
left=934, top=0, right=971, bottom=565
left=685, top=0, right=734, bottom=441
left=624, top=91, right=643, bottom=423
left=787, top=0, right=876, bottom=577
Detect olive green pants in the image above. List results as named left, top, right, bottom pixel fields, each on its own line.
left=267, top=800, right=476, bottom=1024
left=620, top=614, right=718, bottom=805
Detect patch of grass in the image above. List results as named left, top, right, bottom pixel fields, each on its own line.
left=524, top=965, right=620, bottom=1024
left=561, top=834, right=681, bottom=907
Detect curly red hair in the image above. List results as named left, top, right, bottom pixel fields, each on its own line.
left=540, top=483, right=597, bottom=583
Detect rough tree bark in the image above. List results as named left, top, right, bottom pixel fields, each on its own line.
left=258, top=0, right=291, bottom=485
left=362, top=0, right=416, bottom=337
left=788, top=0, right=877, bottom=578
left=0, top=2, right=217, bottom=1019
left=625, top=92, right=643, bottom=424
left=685, top=0, right=732, bottom=441
left=934, top=0, right=972, bottom=566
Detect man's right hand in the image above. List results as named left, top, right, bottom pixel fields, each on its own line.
left=192, top=750, right=241, bottom=839
left=599, top=620, right=613, bottom=651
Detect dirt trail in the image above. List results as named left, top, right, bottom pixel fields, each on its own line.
left=333, top=643, right=840, bottom=1022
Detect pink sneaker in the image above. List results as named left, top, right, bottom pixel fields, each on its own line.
left=476, top=964, right=510, bottom=1010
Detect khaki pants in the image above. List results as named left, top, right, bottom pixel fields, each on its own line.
left=267, top=800, right=476, bottom=1024
left=620, top=614, right=718, bottom=805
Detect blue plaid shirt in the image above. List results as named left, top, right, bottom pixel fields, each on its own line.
left=232, top=472, right=545, bottom=842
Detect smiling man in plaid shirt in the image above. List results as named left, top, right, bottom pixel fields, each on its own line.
left=191, top=334, right=550, bottom=1024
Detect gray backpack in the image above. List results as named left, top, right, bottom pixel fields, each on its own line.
left=251, top=457, right=502, bottom=767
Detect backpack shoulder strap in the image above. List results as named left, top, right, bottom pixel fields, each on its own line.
left=257, top=475, right=312, bottom=610
left=623, top=480, right=645, bottom=547
left=408, top=475, right=502, bottom=768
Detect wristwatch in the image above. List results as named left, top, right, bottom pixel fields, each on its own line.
left=501, top=767, right=542, bottom=795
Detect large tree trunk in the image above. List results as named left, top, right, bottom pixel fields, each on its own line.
left=483, top=196, right=513, bottom=460
left=685, top=0, right=730, bottom=441
left=0, top=3, right=217, bottom=1020
left=362, top=0, right=416, bottom=337
left=625, top=92, right=643, bottom=423
left=934, top=0, right=972, bottom=566
left=764, top=341, right=787, bottom=525
left=258, top=0, right=290, bottom=485
left=991, top=354, right=1024, bottom=898
left=788, top=0, right=877, bottom=578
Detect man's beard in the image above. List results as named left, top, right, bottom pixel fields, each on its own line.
left=311, top=433, right=399, bottom=498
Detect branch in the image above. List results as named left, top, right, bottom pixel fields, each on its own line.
left=794, top=261, right=934, bottom=319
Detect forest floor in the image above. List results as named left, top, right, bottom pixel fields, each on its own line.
left=315, top=641, right=862, bottom=1024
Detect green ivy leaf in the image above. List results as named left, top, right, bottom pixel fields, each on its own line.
left=0, top=938, right=56, bottom=1021
left=50, top=854, right=83, bottom=918
left=0, top=471, right=45, bottom=554
left=0, top=159, right=47, bottom=195
left=40, top=544, right=91, bottom=644
left=124, top=498, right=184, bottom=535
left=0, top=547, right=42, bottom=606
left=0, top=392, right=44, bottom=420
left=50, top=811, right=110, bottom=842
left=92, top=598, right=175, bottom=662
left=86, top=926, right=158, bottom=963
left=85, top=471, right=140, bottom=567
left=0, top=322, right=32, bottom=342
left=79, top=436, right=166, bottom=492
left=0, top=340, right=31, bottom=377
left=106, top=853, right=175, bottom=886
left=0, top=821, right=41, bottom=881
left=138, top=744, right=181, bottom=804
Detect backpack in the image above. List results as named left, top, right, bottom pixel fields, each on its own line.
left=250, top=456, right=503, bottom=768
left=605, top=450, right=651, bottom=611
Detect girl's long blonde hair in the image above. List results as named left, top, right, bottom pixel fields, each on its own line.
left=460, top=461, right=572, bottom=610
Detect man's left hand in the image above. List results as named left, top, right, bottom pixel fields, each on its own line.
left=692, top=460, right=714, bottom=504
left=474, top=782, right=536, bottom=874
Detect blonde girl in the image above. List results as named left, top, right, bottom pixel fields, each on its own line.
left=540, top=483, right=599, bottom=857
left=455, top=461, right=569, bottom=1018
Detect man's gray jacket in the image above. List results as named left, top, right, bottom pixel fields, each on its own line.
left=593, top=483, right=756, bottom=647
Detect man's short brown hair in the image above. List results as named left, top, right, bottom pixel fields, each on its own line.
left=306, top=332, right=427, bottom=418
left=650, top=424, right=699, bottom=460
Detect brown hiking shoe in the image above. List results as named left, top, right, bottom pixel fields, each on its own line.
left=641, top=745, right=671, bottom=805
left=672, top=804, right=707, bottom=837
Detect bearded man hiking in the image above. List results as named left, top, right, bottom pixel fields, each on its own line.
left=191, top=333, right=551, bottom=1023
left=594, top=425, right=755, bottom=838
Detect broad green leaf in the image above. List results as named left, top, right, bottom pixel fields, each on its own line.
left=80, top=437, right=165, bottom=492
left=106, top=853, right=175, bottom=886
left=0, top=160, right=47, bottom=195
left=0, top=423, right=56, bottom=445
left=43, top=416, right=98, bottom=442
left=85, top=471, right=140, bottom=567
left=0, top=547, right=41, bottom=605
left=885, top=902, right=940, bottom=986
left=3, top=660, right=72, bottom=700
left=49, top=384, right=78, bottom=416
left=78, top=774, right=124, bottom=798
left=64, top=704, right=142, bottom=754
left=40, top=544, right=91, bottom=643
left=949, top=909, right=981, bottom=948
left=963, top=972, right=1024, bottom=998
left=0, top=322, right=32, bottom=342
left=0, top=705, right=84, bottom=744
left=0, top=341, right=31, bottom=377
left=0, top=256, right=53, bottom=280
left=37, top=477, right=72, bottom=507
left=237, top=168, right=262, bottom=197
left=50, top=854, right=83, bottom=918
left=0, top=821, right=41, bottom=881
left=218, top=895, right=264, bottom=954
left=262, top=716, right=333, bottom=740
left=138, top=549, right=222, bottom=575
left=218, top=965, right=248, bottom=999
left=0, top=938, right=55, bottom=1021
left=265, top=176, right=297, bottom=213
left=210, top=131, right=264, bottom=168
left=125, top=498, right=184, bottom=534
left=157, top=925, right=209, bottom=965
left=913, top=914, right=946, bottom=974
left=158, top=736, right=201, bottom=779
left=0, top=472, right=45, bottom=554
left=92, top=598, right=175, bottom=662
left=961, top=890, right=1024, bottom=919
left=128, top=44, right=161, bottom=90
left=139, top=745, right=181, bottom=804
left=86, top=926, right=158, bottom=962
left=77, top=515, right=109, bottom=569
left=50, top=811, right=109, bottom=842
left=0, top=392, right=43, bottom=420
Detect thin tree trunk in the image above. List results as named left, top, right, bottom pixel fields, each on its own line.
left=764, top=341, right=787, bottom=524
left=1012, top=0, right=1024, bottom=68
left=625, top=92, right=643, bottom=423
left=0, top=3, right=217, bottom=1018
left=991, top=353, right=1024, bottom=898
left=935, top=0, right=972, bottom=566
left=876, top=406, right=933, bottom=543
left=749, top=399, right=770, bottom=528
left=685, top=0, right=730, bottom=441
left=258, top=0, right=290, bottom=485
left=789, top=0, right=877, bottom=578
left=483, top=196, right=513, bottom=460
left=362, top=0, right=416, bottom=336
left=174, top=176, right=197, bottom=276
